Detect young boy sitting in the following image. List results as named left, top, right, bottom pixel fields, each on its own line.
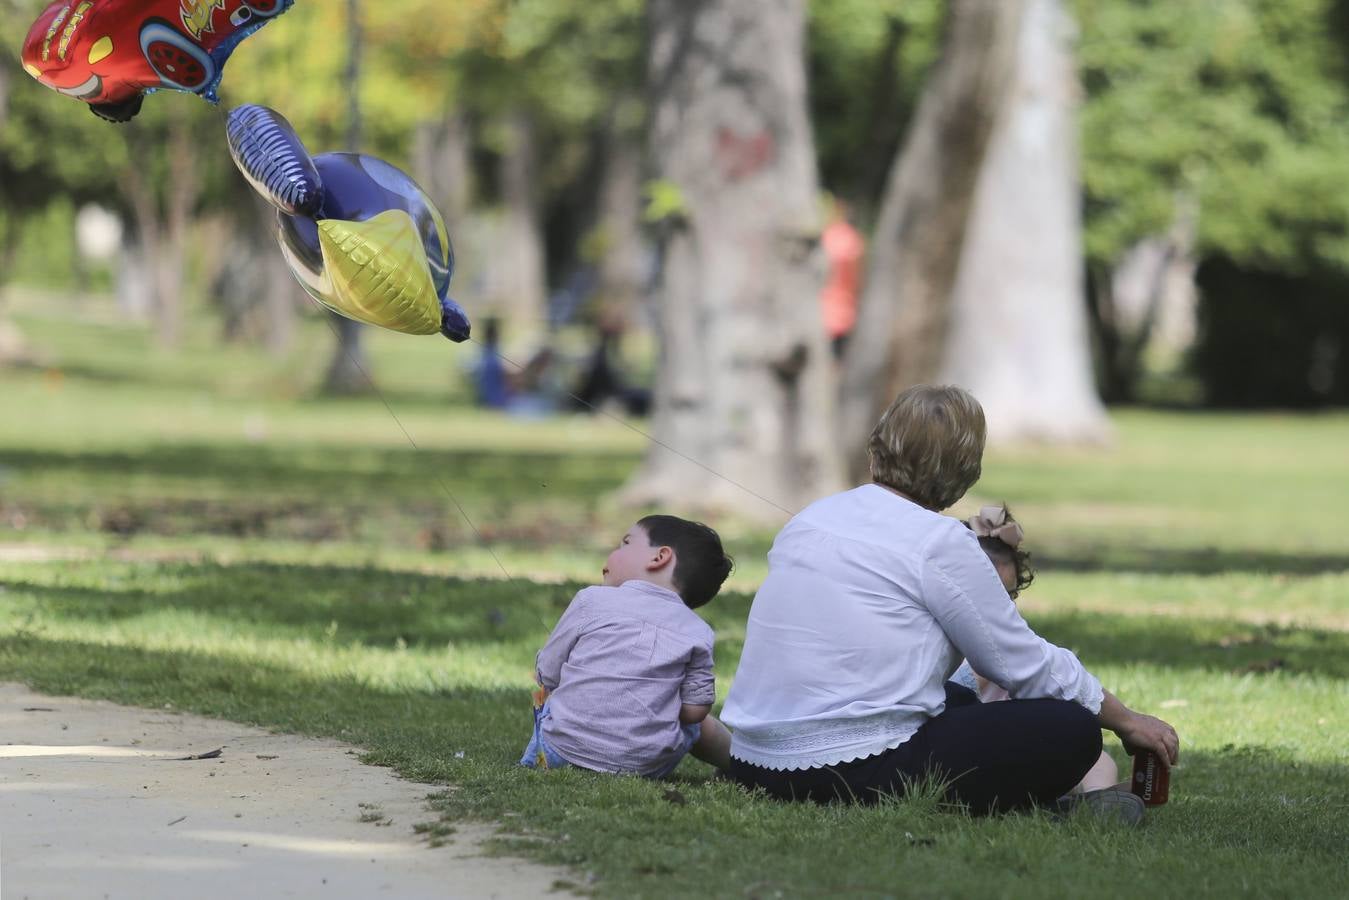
left=520, top=515, right=735, bottom=777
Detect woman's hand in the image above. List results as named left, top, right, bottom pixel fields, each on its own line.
left=1114, top=711, right=1180, bottom=768
left=1097, top=691, right=1180, bottom=767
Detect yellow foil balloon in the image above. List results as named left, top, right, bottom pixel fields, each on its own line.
left=315, top=209, right=442, bottom=336
left=227, top=104, right=470, bottom=341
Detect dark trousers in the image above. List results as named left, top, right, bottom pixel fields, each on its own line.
left=728, top=683, right=1102, bottom=815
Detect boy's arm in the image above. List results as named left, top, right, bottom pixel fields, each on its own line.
left=679, top=704, right=711, bottom=724
left=678, top=632, right=716, bottom=720
left=535, top=592, right=591, bottom=690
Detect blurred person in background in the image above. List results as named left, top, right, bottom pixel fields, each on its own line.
left=572, top=308, right=651, bottom=418
left=472, top=317, right=511, bottom=410
left=819, top=196, right=864, bottom=361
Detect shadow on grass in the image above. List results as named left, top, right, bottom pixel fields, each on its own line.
left=0, top=442, right=640, bottom=544
left=1029, top=609, right=1349, bottom=680
left=4, top=560, right=1347, bottom=680
left=0, top=444, right=637, bottom=501
left=28, top=359, right=472, bottom=410
left=7, top=441, right=1345, bottom=578
left=0, top=635, right=1345, bottom=893
left=0, top=561, right=583, bottom=647
left=1040, top=546, right=1349, bottom=577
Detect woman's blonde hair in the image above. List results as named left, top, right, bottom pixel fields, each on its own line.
left=867, top=384, right=986, bottom=511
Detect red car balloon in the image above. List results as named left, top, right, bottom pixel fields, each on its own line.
left=21, top=0, right=294, bottom=122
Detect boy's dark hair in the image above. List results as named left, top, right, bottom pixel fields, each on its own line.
left=638, top=515, right=734, bottom=609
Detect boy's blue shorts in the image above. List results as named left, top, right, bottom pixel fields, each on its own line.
left=519, top=700, right=701, bottom=779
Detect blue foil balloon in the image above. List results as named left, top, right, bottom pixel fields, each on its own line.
left=225, top=103, right=470, bottom=341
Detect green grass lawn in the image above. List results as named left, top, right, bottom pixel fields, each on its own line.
left=2, top=294, right=1347, bottom=897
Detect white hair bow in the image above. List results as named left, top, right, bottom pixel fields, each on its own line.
left=967, top=506, right=1024, bottom=549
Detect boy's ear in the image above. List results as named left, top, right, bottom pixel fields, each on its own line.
left=647, top=545, right=674, bottom=572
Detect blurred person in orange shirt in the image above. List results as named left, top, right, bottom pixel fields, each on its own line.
left=820, top=197, right=865, bottom=360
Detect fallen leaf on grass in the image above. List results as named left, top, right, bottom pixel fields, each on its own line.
left=662, top=789, right=687, bottom=806
left=1235, top=658, right=1286, bottom=674
left=174, top=748, right=224, bottom=761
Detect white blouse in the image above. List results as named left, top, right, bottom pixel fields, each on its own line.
left=722, top=485, right=1103, bottom=771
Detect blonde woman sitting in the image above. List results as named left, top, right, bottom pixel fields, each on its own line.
left=721, top=385, right=1178, bottom=816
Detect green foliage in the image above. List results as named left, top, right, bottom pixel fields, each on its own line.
left=1076, top=0, right=1349, bottom=273
left=6, top=0, right=1349, bottom=325
left=492, top=0, right=645, bottom=129
left=807, top=0, right=944, bottom=214
left=641, top=178, right=686, bottom=224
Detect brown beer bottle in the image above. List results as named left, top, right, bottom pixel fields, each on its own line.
left=1130, top=750, right=1170, bottom=806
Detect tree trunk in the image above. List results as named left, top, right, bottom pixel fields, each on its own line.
left=848, top=15, right=908, bottom=220
left=594, top=101, right=647, bottom=319
left=838, top=0, right=1025, bottom=475
left=116, top=236, right=153, bottom=321
left=120, top=110, right=198, bottom=350
left=324, top=0, right=371, bottom=394
left=412, top=112, right=473, bottom=228
left=157, top=111, right=198, bottom=349
left=0, top=59, right=10, bottom=135
left=122, top=162, right=163, bottom=325
left=1087, top=203, right=1198, bottom=404
left=1137, top=196, right=1198, bottom=358
left=262, top=246, right=299, bottom=357
left=938, top=0, right=1109, bottom=442
left=0, top=226, right=33, bottom=366
left=626, top=0, right=844, bottom=520
left=498, top=109, right=549, bottom=335
left=0, top=61, right=27, bottom=366
left=411, top=110, right=474, bottom=347
left=239, top=197, right=299, bottom=356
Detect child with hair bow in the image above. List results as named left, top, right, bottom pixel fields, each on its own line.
left=951, top=505, right=1124, bottom=796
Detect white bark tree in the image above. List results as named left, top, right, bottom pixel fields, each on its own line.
left=412, top=112, right=474, bottom=229
left=938, top=0, right=1110, bottom=443
left=625, top=0, right=844, bottom=520
left=0, top=56, right=28, bottom=366
left=323, top=0, right=372, bottom=394
left=841, top=0, right=1111, bottom=462
left=122, top=109, right=199, bottom=350
left=497, top=110, right=549, bottom=335
left=1088, top=197, right=1198, bottom=402
left=838, top=0, right=1026, bottom=473
left=594, top=101, right=647, bottom=319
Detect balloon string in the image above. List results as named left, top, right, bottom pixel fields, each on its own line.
left=315, top=311, right=517, bottom=583
left=468, top=338, right=796, bottom=517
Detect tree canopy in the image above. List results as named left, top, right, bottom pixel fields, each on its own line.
left=1075, top=0, right=1349, bottom=273
left=4, top=0, right=1347, bottom=311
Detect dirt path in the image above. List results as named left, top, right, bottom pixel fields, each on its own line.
left=0, top=683, right=567, bottom=899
